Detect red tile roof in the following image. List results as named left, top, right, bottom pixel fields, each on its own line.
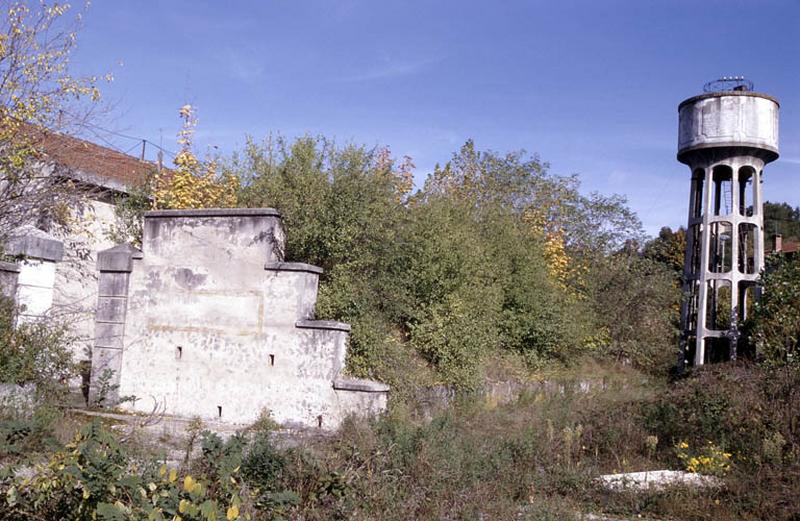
left=20, top=124, right=158, bottom=189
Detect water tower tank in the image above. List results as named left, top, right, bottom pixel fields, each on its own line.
left=677, top=78, right=779, bottom=367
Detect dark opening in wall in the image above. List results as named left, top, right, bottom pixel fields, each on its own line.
left=80, top=360, right=91, bottom=406
left=317, top=415, right=323, bottom=428
left=691, top=169, right=705, bottom=218
left=704, top=337, right=731, bottom=363
left=738, top=166, right=756, bottom=216
left=176, top=346, right=183, bottom=360
left=269, top=354, right=275, bottom=366
left=706, top=279, right=732, bottom=330
left=708, top=222, right=733, bottom=273
left=217, top=406, right=222, bottom=418
left=711, top=165, right=733, bottom=216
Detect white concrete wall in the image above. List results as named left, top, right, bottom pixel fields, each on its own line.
left=15, top=259, right=57, bottom=323
left=112, top=209, right=387, bottom=429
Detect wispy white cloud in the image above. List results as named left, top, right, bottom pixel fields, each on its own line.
left=336, top=56, right=444, bottom=83
left=780, top=157, right=800, bottom=165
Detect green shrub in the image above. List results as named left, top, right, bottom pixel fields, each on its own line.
left=0, top=298, right=77, bottom=401
left=746, top=255, right=800, bottom=368
left=229, top=137, right=641, bottom=392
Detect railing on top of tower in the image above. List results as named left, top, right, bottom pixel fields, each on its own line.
left=703, top=76, right=754, bottom=93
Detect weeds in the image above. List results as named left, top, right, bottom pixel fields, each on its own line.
left=0, top=362, right=797, bottom=520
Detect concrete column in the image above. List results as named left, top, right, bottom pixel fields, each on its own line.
left=753, top=169, right=765, bottom=278
left=729, top=162, right=741, bottom=360
left=0, top=261, right=20, bottom=301
left=695, top=166, right=713, bottom=366
left=5, top=227, right=64, bottom=324
left=90, top=243, right=141, bottom=405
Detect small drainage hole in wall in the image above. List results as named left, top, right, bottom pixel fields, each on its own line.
left=317, top=415, right=323, bottom=428
left=217, top=406, right=222, bottom=418
left=176, top=346, right=183, bottom=360
left=269, top=354, right=275, bottom=366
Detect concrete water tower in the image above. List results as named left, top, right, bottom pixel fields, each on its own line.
left=678, top=77, right=779, bottom=367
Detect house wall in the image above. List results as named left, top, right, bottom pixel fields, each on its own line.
left=106, top=209, right=387, bottom=429
left=6, top=227, right=64, bottom=324
left=52, top=198, right=118, bottom=360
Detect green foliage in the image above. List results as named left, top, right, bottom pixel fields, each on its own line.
left=1, top=421, right=257, bottom=521
left=0, top=405, right=63, bottom=459
left=585, top=254, right=680, bottom=372
left=763, top=201, right=800, bottom=250
left=746, top=255, right=800, bottom=368
left=641, top=364, right=800, bottom=520
left=106, top=180, right=153, bottom=248
left=0, top=297, right=76, bottom=400
left=232, top=136, right=413, bottom=382
left=642, top=226, right=686, bottom=280
left=241, top=428, right=299, bottom=516
left=3, top=363, right=798, bottom=520
left=230, top=137, right=639, bottom=390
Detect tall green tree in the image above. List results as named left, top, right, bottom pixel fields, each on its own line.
left=228, top=137, right=649, bottom=389
left=643, top=226, right=686, bottom=280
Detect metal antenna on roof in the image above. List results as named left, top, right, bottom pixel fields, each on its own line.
left=140, top=139, right=146, bottom=161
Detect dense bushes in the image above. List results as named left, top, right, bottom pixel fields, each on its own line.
left=643, top=364, right=800, bottom=520
left=746, top=254, right=800, bottom=367
left=0, top=362, right=797, bottom=520
left=227, top=137, right=656, bottom=389
left=0, top=298, right=78, bottom=460
left=0, top=297, right=76, bottom=399
left=1, top=419, right=301, bottom=521
left=586, top=254, right=680, bottom=372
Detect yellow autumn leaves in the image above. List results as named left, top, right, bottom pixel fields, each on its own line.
left=153, top=104, right=239, bottom=210
left=522, top=207, right=583, bottom=292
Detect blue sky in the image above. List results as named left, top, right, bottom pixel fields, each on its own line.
left=71, top=0, right=800, bottom=235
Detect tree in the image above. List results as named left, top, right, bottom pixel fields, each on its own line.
left=227, top=137, right=651, bottom=388
left=152, top=104, right=238, bottom=210
left=763, top=201, right=800, bottom=251
left=746, top=255, right=800, bottom=368
left=585, top=253, right=680, bottom=371
left=643, top=226, right=686, bottom=280
left=0, top=1, right=108, bottom=247
left=230, top=136, right=414, bottom=381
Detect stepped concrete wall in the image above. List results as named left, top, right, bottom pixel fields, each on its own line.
left=95, top=208, right=387, bottom=429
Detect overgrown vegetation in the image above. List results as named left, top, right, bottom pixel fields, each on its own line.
left=224, top=137, right=663, bottom=389
left=746, top=253, right=800, bottom=368
left=1, top=4, right=798, bottom=517
left=0, top=361, right=797, bottom=520
left=7, top=135, right=800, bottom=518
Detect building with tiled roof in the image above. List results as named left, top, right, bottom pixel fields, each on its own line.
left=4, top=126, right=161, bottom=372
left=21, top=124, right=158, bottom=193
